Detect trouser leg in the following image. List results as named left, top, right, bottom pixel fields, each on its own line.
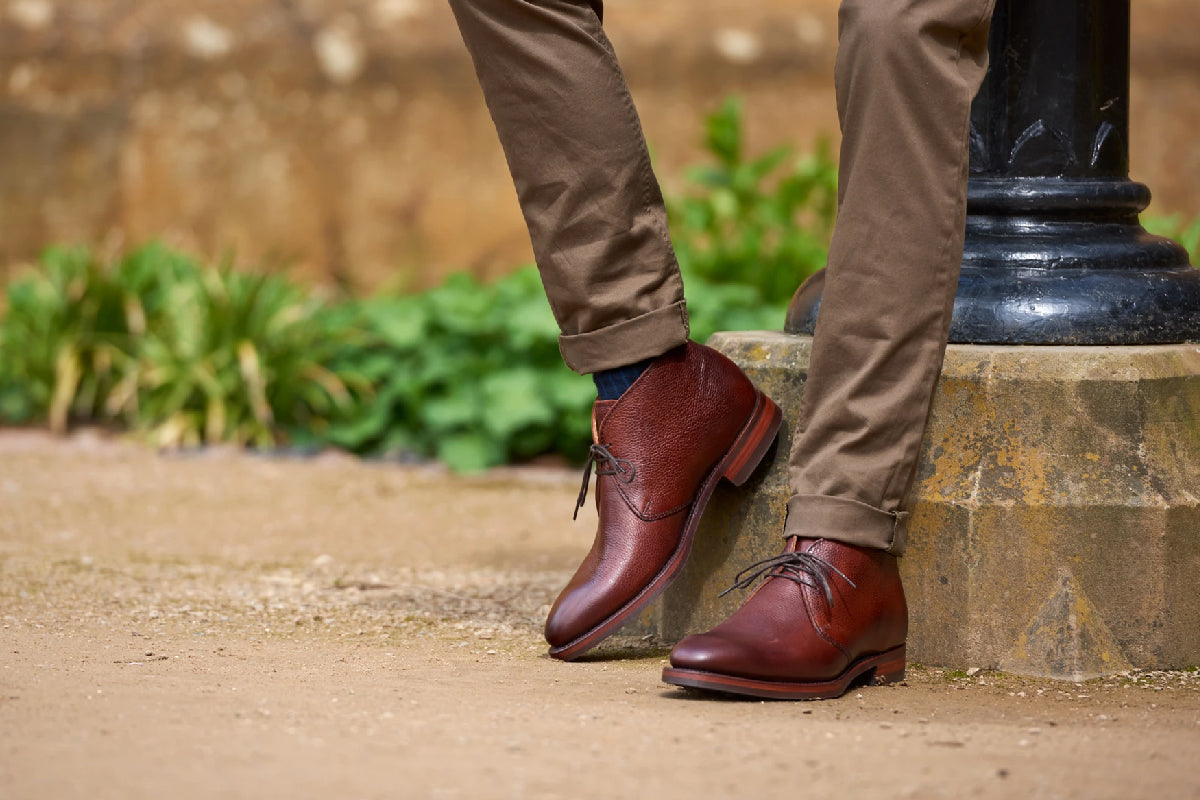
left=784, top=0, right=996, bottom=554
left=449, top=0, right=689, bottom=374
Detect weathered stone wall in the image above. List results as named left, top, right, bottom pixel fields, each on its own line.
left=0, top=0, right=1196, bottom=289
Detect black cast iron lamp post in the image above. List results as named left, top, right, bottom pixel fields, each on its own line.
left=787, top=0, right=1200, bottom=343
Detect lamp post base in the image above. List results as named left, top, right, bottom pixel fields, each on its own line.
left=787, top=178, right=1200, bottom=344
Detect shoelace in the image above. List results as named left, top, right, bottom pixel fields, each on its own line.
left=574, top=443, right=636, bottom=520
left=719, top=547, right=856, bottom=607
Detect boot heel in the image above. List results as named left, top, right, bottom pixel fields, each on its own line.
left=722, top=392, right=783, bottom=486
left=869, top=645, right=907, bottom=685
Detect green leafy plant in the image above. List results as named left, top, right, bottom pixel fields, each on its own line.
left=0, top=246, right=136, bottom=429
left=684, top=274, right=787, bottom=347
left=669, top=97, right=839, bottom=305
left=0, top=243, right=363, bottom=448
left=323, top=267, right=595, bottom=471
left=132, top=266, right=364, bottom=449
left=322, top=265, right=788, bottom=471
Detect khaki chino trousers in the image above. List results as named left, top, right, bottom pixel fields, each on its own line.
left=451, top=0, right=995, bottom=555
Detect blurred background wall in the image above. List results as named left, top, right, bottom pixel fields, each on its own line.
left=0, top=0, right=1196, bottom=291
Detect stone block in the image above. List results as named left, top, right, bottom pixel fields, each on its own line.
left=633, top=331, right=1200, bottom=679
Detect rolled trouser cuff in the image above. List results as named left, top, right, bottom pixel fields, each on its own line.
left=784, top=494, right=909, bottom=555
left=558, top=300, right=690, bottom=374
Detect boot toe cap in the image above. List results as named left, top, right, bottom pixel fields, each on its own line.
left=669, top=632, right=752, bottom=674
left=544, top=585, right=615, bottom=649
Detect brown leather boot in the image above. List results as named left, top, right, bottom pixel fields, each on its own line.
left=545, top=342, right=782, bottom=661
left=662, top=536, right=907, bottom=699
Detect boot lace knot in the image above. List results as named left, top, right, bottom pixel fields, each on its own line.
left=574, top=443, right=636, bottom=520
left=720, top=547, right=856, bottom=607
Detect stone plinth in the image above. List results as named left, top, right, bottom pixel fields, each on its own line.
left=633, top=331, right=1200, bottom=680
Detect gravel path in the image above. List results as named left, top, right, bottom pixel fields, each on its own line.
left=2, top=430, right=1198, bottom=799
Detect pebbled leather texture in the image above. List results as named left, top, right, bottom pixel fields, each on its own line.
left=544, top=342, right=763, bottom=653
left=667, top=537, right=907, bottom=684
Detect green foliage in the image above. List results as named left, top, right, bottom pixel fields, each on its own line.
left=1144, top=213, right=1200, bottom=265
left=684, top=275, right=786, bottom=346
left=669, top=97, right=839, bottom=305
left=324, top=268, right=595, bottom=470
left=131, top=263, right=363, bottom=449
left=0, top=245, right=138, bottom=429
left=0, top=244, right=793, bottom=472
left=323, top=265, right=789, bottom=471
left=0, top=244, right=361, bottom=448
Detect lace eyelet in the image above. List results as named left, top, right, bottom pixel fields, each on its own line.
left=573, top=443, right=637, bottom=520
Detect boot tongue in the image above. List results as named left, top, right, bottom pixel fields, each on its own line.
left=786, top=536, right=821, bottom=554
left=592, top=400, right=617, bottom=440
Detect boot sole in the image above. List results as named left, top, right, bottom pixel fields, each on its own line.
left=548, top=390, right=783, bottom=661
left=661, top=644, right=907, bottom=700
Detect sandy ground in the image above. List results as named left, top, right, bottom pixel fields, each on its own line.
left=2, top=430, right=1199, bottom=800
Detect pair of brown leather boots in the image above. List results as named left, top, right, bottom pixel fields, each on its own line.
left=546, top=342, right=908, bottom=700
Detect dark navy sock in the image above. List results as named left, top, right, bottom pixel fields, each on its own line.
left=593, top=357, right=654, bottom=400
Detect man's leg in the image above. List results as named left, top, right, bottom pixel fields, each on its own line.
left=449, top=0, right=687, bottom=374
left=666, top=0, right=995, bottom=699
left=450, top=0, right=782, bottom=659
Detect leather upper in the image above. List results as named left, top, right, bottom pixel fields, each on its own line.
left=544, top=343, right=760, bottom=649
left=668, top=537, right=908, bottom=682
